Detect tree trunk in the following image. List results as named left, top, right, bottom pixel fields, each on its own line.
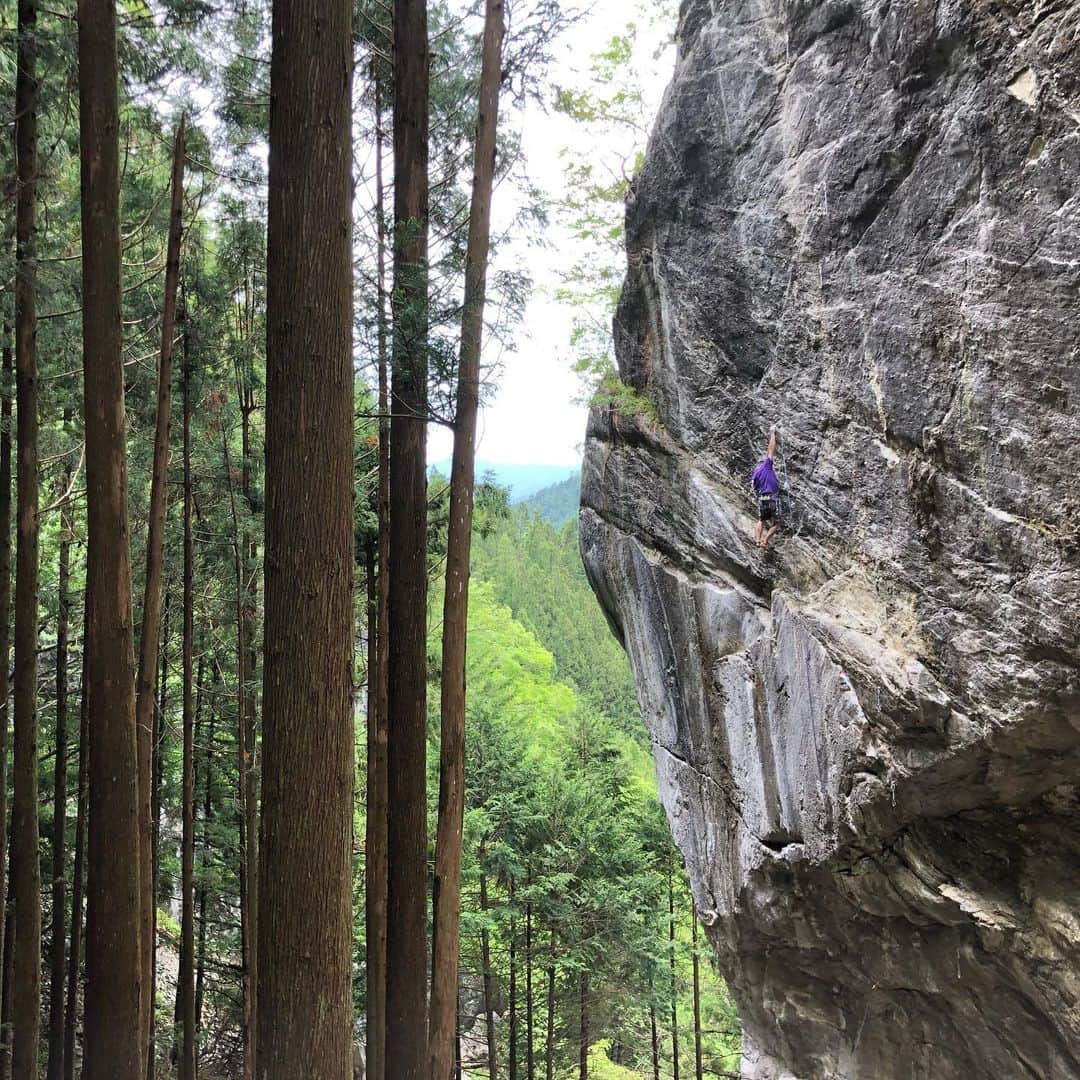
left=79, top=0, right=144, bottom=1070
left=649, top=993, right=660, bottom=1080
left=226, top=403, right=255, bottom=1080
left=256, top=0, right=355, bottom=1072
left=63, top=638, right=89, bottom=1080
left=363, top=62, right=389, bottom=1080
left=508, top=891, right=518, bottom=1080
left=239, top=399, right=258, bottom=1080
left=46, top=459, right=74, bottom=1080
left=0, top=335, right=13, bottom=1080
left=428, top=5, right=505, bottom=1076
left=386, top=0, right=430, bottom=1075
left=12, top=0, right=42, bottom=1069
left=147, top=594, right=170, bottom=1080
left=479, top=863, right=497, bottom=1080
left=176, top=316, right=196, bottom=1080
left=135, top=117, right=185, bottom=1075
left=525, top=901, right=534, bottom=1080
left=579, top=972, right=588, bottom=1080
left=668, top=863, right=679, bottom=1080
left=545, top=959, right=555, bottom=1080
left=195, top=688, right=214, bottom=1030
left=0, top=903, right=13, bottom=1080
left=691, top=903, right=703, bottom=1080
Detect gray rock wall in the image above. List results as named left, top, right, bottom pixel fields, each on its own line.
left=580, top=1, right=1080, bottom=1076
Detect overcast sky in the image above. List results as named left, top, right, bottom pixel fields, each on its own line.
left=426, top=1, right=676, bottom=467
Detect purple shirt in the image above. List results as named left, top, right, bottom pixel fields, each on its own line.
left=752, top=458, right=779, bottom=496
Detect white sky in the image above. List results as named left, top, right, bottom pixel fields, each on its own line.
left=426, top=1, right=676, bottom=467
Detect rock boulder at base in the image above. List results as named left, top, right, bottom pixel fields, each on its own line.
left=580, top=1, right=1080, bottom=1076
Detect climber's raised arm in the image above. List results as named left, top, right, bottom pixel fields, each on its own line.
left=767, top=425, right=776, bottom=461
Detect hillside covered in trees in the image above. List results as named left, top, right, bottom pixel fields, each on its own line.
left=0, top=0, right=746, bottom=1075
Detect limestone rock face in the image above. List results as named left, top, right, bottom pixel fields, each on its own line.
left=580, top=2, right=1080, bottom=1076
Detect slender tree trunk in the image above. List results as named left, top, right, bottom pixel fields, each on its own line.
left=691, top=903, right=703, bottom=1080
left=508, top=888, right=518, bottom=1080
left=668, top=863, right=679, bottom=1080
left=147, top=595, right=169, bottom=1080
left=544, top=950, right=552, bottom=1080
left=195, top=692, right=214, bottom=1030
left=176, top=317, right=196, bottom=1080
left=454, top=1001, right=462, bottom=1080
left=12, top=0, right=42, bottom=1070
left=0, top=336, right=13, bottom=1080
left=525, top=900, right=534, bottom=1080
left=79, top=0, right=144, bottom=1069
left=225, top=408, right=254, bottom=1080
left=545, top=952, right=555, bottom=1080
left=63, top=639, right=89, bottom=1080
left=0, top=903, right=12, bottom=1080
left=136, top=118, right=185, bottom=1076
left=46, top=461, right=74, bottom=1080
left=579, top=972, right=588, bottom=1080
left=429, top=5, right=505, bottom=1076
left=256, top=0, right=355, bottom=1072
left=239, top=401, right=258, bottom=1080
left=386, top=0, right=430, bottom=1074
left=364, top=63, right=389, bottom=1080
left=649, top=993, right=660, bottom=1080
left=479, top=862, right=496, bottom=1080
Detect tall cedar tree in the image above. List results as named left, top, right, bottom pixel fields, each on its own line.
left=135, top=117, right=186, bottom=1073
left=78, top=0, right=145, bottom=1072
left=63, top=635, right=89, bottom=1080
left=364, top=63, right=390, bottom=1080
left=46, top=454, right=73, bottom=1080
left=256, top=0, right=355, bottom=1070
left=176, top=329, right=195, bottom=1080
left=429, top=4, right=505, bottom=1077
left=12, top=0, right=43, bottom=1071
left=386, top=0, right=430, bottom=1074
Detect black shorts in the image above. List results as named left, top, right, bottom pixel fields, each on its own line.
left=758, top=496, right=780, bottom=524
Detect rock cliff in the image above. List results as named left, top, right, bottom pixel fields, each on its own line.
left=580, top=2, right=1080, bottom=1076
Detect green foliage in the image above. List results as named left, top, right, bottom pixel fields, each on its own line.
left=523, top=471, right=581, bottom=527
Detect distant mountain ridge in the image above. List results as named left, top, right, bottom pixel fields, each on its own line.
left=427, top=459, right=579, bottom=503
left=523, top=472, right=581, bottom=527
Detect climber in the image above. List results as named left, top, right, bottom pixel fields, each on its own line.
left=752, top=426, right=782, bottom=548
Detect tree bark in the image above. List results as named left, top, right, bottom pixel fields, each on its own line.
left=0, top=902, right=13, bottom=1080
left=649, top=993, right=660, bottom=1080
left=363, top=61, right=389, bottom=1080
left=691, top=903, right=703, bottom=1080
left=256, top=0, right=355, bottom=1072
left=545, top=953, right=555, bottom=1080
left=147, top=595, right=170, bottom=1080
left=386, top=0, right=430, bottom=1075
left=428, top=5, right=505, bottom=1076
left=0, top=335, right=13, bottom=1080
left=176, top=308, right=196, bottom=1080
left=668, top=863, right=679, bottom=1080
left=239, top=398, right=258, bottom=1080
left=46, top=456, right=74, bottom=1080
left=508, top=892, right=518, bottom=1080
left=479, top=862, right=497, bottom=1080
left=135, top=117, right=185, bottom=1075
left=79, top=0, right=144, bottom=1070
left=63, top=637, right=89, bottom=1080
left=579, top=972, right=588, bottom=1080
left=195, top=685, right=214, bottom=1031
left=12, top=0, right=42, bottom=1069
left=525, top=901, right=534, bottom=1080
